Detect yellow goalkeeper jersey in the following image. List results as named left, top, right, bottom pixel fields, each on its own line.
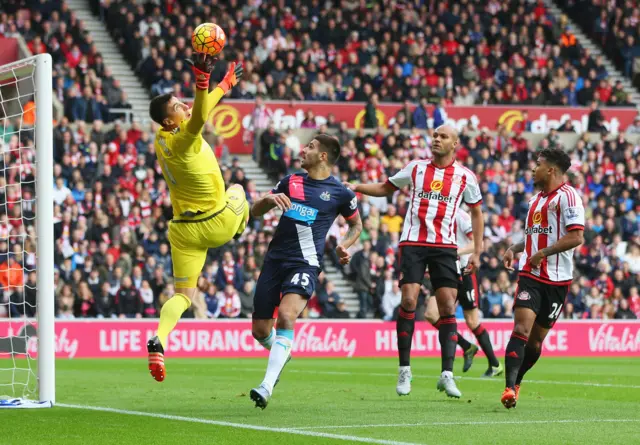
left=154, top=120, right=225, bottom=218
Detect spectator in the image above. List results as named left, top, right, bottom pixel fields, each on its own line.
left=318, top=281, right=341, bottom=316
left=218, top=284, right=241, bottom=318
left=204, top=283, right=221, bottom=319
left=116, top=276, right=143, bottom=318
left=351, top=241, right=374, bottom=318
left=615, top=298, right=637, bottom=319
left=381, top=276, right=402, bottom=321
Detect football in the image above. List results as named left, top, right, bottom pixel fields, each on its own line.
left=191, top=23, right=226, bottom=56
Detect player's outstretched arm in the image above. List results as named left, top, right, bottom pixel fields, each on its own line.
left=336, top=213, right=363, bottom=265
left=343, top=181, right=396, bottom=197
left=185, top=54, right=214, bottom=135
left=251, top=193, right=291, bottom=217
left=206, top=61, right=243, bottom=116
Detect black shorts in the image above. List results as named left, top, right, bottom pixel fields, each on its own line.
left=399, top=245, right=459, bottom=291
left=253, top=259, right=320, bottom=319
left=457, top=272, right=479, bottom=311
left=514, top=275, right=569, bottom=329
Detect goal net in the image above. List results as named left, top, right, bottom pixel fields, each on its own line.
left=0, top=54, right=55, bottom=408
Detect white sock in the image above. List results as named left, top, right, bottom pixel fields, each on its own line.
left=399, top=365, right=411, bottom=372
left=261, top=331, right=293, bottom=393
left=441, top=370, right=453, bottom=379
left=257, top=328, right=276, bottom=351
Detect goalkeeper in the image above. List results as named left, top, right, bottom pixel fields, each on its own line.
left=146, top=54, right=247, bottom=382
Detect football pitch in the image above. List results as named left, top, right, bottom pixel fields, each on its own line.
left=3, top=357, right=640, bottom=445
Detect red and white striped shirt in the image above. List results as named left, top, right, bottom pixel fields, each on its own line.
left=518, top=183, right=585, bottom=285
left=386, top=160, right=482, bottom=248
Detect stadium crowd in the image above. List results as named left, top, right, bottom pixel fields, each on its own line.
left=97, top=0, right=636, bottom=107
left=557, top=0, right=640, bottom=84
left=0, top=0, right=133, bottom=123
left=0, top=0, right=639, bottom=322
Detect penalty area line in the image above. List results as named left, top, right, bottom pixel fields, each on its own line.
left=289, top=418, right=640, bottom=430
left=56, top=403, right=424, bottom=445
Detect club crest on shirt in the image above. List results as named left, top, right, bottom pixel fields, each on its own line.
left=517, top=291, right=531, bottom=301
left=452, top=174, right=463, bottom=185
left=320, top=191, right=331, bottom=201
left=548, top=201, right=557, bottom=211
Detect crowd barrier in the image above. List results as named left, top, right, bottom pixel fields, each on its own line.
left=1, top=320, right=638, bottom=359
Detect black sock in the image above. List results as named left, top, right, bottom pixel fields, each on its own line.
left=438, top=315, right=457, bottom=372
left=457, top=332, right=471, bottom=351
left=431, top=319, right=470, bottom=352
left=473, top=324, right=499, bottom=367
left=397, top=307, right=415, bottom=367
left=516, top=345, right=541, bottom=385
left=505, top=333, right=528, bottom=389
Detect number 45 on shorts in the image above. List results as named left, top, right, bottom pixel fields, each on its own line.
left=290, top=273, right=310, bottom=287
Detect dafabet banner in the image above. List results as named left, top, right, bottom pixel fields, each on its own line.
left=209, top=100, right=639, bottom=154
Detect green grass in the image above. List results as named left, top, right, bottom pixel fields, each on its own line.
left=2, top=357, right=640, bottom=445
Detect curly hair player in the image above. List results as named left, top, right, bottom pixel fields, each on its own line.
left=501, top=148, right=584, bottom=408
left=145, top=54, right=246, bottom=382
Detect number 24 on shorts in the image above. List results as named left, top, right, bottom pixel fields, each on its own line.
left=290, top=273, right=310, bottom=288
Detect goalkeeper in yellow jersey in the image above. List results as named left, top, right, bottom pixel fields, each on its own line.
left=146, top=54, right=248, bottom=382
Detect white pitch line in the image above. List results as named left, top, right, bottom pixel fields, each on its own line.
left=289, top=418, right=640, bottom=431
left=230, top=367, right=640, bottom=389
left=56, top=403, right=424, bottom=445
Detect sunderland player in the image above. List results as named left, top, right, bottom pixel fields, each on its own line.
left=249, top=135, right=362, bottom=409
left=424, top=208, right=502, bottom=377
left=501, top=148, right=584, bottom=409
left=346, top=125, right=484, bottom=398
left=145, top=54, right=247, bottom=382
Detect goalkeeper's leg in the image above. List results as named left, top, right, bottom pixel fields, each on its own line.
left=149, top=228, right=207, bottom=382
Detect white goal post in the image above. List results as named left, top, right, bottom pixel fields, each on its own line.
left=0, top=54, right=55, bottom=408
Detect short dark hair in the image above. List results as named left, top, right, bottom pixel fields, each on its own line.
left=538, top=148, right=571, bottom=173
left=149, top=93, right=173, bottom=125
left=315, top=133, right=341, bottom=165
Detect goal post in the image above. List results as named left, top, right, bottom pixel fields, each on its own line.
left=0, top=53, right=55, bottom=408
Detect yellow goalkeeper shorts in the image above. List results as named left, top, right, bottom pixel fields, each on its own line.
left=168, top=184, right=249, bottom=288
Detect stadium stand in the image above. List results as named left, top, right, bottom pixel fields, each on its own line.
left=0, top=0, right=638, bottom=322
left=98, top=0, right=635, bottom=107
left=556, top=0, right=640, bottom=88
left=0, top=1, right=132, bottom=123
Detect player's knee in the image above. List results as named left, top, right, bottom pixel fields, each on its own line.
left=464, top=309, right=479, bottom=329
left=252, top=324, right=271, bottom=341
left=400, top=295, right=418, bottom=311
left=275, top=308, right=298, bottom=329
left=400, top=284, right=420, bottom=310
left=513, top=322, right=532, bottom=338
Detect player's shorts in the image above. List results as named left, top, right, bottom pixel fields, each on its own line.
left=399, top=245, right=459, bottom=291
left=513, top=275, right=569, bottom=329
left=457, top=272, right=479, bottom=311
left=168, top=184, right=249, bottom=288
left=253, top=259, right=320, bottom=319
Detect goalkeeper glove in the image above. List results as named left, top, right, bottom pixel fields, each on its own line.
left=185, top=54, right=217, bottom=90
left=217, top=61, right=244, bottom=94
